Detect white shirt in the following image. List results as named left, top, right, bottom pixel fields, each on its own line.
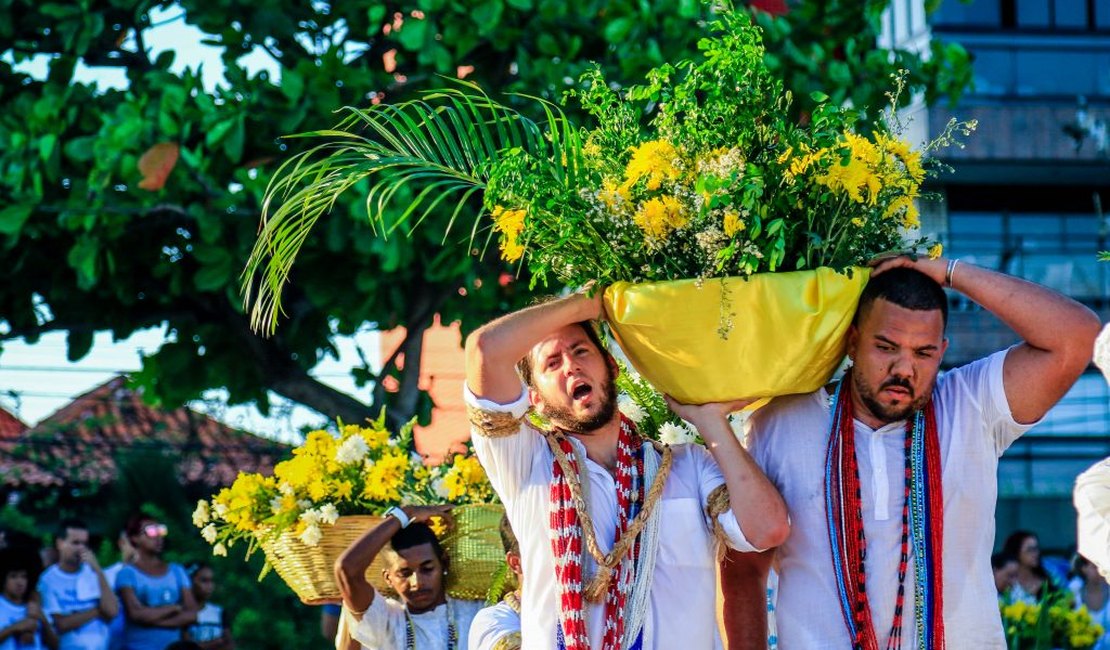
left=1076, top=459, right=1110, bottom=583
left=466, top=601, right=519, bottom=650
left=347, top=595, right=483, bottom=650
left=467, top=386, right=756, bottom=650
left=748, top=349, right=1034, bottom=650
left=38, top=564, right=110, bottom=650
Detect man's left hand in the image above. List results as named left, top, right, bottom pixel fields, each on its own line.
left=664, top=396, right=753, bottom=430
left=868, top=252, right=947, bottom=286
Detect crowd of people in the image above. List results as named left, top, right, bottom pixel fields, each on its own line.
left=0, top=514, right=233, bottom=650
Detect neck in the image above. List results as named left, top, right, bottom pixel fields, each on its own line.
left=848, top=390, right=891, bottom=430
left=407, top=594, right=447, bottom=615
left=61, top=560, right=81, bottom=573
left=572, top=417, right=623, bottom=472
left=2, top=593, right=20, bottom=603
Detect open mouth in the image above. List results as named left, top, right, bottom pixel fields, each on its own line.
left=571, top=382, right=593, bottom=401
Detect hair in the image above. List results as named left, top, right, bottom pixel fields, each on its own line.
left=166, top=642, right=203, bottom=650
left=855, top=267, right=949, bottom=330
left=55, top=518, right=88, bottom=543
left=186, top=561, right=211, bottom=578
left=1071, top=554, right=1096, bottom=581
left=516, top=320, right=609, bottom=389
left=991, top=552, right=1017, bottom=570
left=498, top=514, right=519, bottom=556
left=124, top=512, right=157, bottom=539
left=1001, top=530, right=1050, bottom=581
left=0, top=548, right=43, bottom=601
left=388, top=523, right=447, bottom=567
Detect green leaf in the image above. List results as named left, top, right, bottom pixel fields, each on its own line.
left=809, top=90, right=829, bottom=102
left=38, top=134, right=57, bottom=161
left=506, top=0, right=532, bottom=8
left=396, top=17, right=428, bottom=50
left=604, top=16, right=636, bottom=44
left=224, top=115, right=245, bottom=162
left=472, top=0, right=504, bottom=34
left=67, top=237, right=99, bottom=289
left=0, top=205, right=33, bottom=235
left=65, top=330, right=93, bottom=362
left=206, top=118, right=236, bottom=148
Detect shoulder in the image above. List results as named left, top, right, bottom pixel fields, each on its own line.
left=38, top=565, right=62, bottom=584
left=450, top=598, right=487, bottom=621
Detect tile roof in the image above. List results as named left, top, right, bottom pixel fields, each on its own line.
left=0, top=376, right=287, bottom=488
left=0, top=407, right=27, bottom=440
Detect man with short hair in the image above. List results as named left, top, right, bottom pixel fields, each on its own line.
left=335, top=506, right=484, bottom=649
left=467, top=515, right=523, bottom=650
left=37, top=519, right=119, bottom=650
left=464, top=290, right=789, bottom=649
left=731, top=256, right=1099, bottom=649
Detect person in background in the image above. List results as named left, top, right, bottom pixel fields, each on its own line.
left=37, top=519, right=118, bottom=650
left=335, top=506, right=484, bottom=649
left=182, top=564, right=232, bottom=650
left=103, top=531, right=137, bottom=650
left=467, top=515, right=522, bottom=650
left=0, top=548, right=58, bottom=650
left=1002, top=530, right=1058, bottom=605
left=115, top=515, right=196, bottom=650
left=992, top=552, right=1020, bottom=601
left=1069, top=555, right=1110, bottom=650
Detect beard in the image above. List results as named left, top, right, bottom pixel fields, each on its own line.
left=853, top=372, right=934, bottom=423
left=542, top=373, right=619, bottom=435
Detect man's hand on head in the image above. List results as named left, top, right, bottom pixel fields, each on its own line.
left=868, top=253, right=947, bottom=287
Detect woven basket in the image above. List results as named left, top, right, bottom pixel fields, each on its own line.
left=258, top=504, right=505, bottom=605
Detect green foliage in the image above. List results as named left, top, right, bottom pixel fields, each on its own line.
left=0, top=0, right=971, bottom=428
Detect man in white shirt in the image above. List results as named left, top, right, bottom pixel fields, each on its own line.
left=729, top=256, right=1099, bottom=649
left=38, top=519, right=119, bottom=650
left=463, top=289, right=789, bottom=650
left=335, top=507, right=483, bottom=650
left=467, top=516, right=522, bottom=650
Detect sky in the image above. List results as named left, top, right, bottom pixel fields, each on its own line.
left=0, top=7, right=377, bottom=443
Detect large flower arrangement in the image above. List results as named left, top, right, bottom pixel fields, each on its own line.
left=193, top=412, right=496, bottom=557
left=1001, top=593, right=1104, bottom=650
left=482, top=11, right=971, bottom=288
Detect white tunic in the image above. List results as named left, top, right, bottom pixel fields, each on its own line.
left=347, top=595, right=483, bottom=650
left=466, top=601, right=519, bottom=650
left=748, top=349, right=1034, bottom=650
left=467, top=386, right=757, bottom=650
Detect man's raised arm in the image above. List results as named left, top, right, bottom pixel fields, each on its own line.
left=872, top=256, right=1101, bottom=424
left=464, top=289, right=603, bottom=401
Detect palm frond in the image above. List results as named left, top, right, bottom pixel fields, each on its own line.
left=243, top=82, right=581, bottom=336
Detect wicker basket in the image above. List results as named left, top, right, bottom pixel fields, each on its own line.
left=257, top=504, right=506, bottom=605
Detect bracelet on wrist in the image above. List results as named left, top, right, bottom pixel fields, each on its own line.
left=945, top=258, right=960, bottom=288
left=385, top=506, right=411, bottom=528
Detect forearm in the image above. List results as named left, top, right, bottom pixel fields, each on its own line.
left=155, top=610, right=197, bottom=628
left=949, top=260, right=1099, bottom=358
left=53, top=607, right=100, bottom=632
left=465, top=291, right=600, bottom=401
left=334, top=516, right=401, bottom=613
left=698, top=418, right=789, bottom=550
left=720, top=549, right=774, bottom=650
left=128, top=605, right=180, bottom=625
left=96, top=571, right=119, bottom=619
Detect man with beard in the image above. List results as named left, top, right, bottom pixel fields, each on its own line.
left=729, top=256, right=1099, bottom=649
left=463, top=291, right=789, bottom=650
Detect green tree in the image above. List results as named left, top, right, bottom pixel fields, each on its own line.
left=0, top=0, right=971, bottom=429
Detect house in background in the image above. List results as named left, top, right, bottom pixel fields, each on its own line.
left=882, top=0, right=1110, bottom=551
left=0, top=376, right=287, bottom=495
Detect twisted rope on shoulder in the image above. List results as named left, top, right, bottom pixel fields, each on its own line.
left=467, top=404, right=529, bottom=438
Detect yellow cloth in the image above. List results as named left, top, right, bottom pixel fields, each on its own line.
left=604, top=267, right=870, bottom=404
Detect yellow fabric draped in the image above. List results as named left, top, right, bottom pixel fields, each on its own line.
left=603, top=267, right=870, bottom=404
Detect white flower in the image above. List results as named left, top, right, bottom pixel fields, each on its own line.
left=318, top=503, right=340, bottom=525
left=270, top=496, right=285, bottom=515
left=617, top=394, right=647, bottom=424
left=200, top=524, right=218, bottom=544
left=335, top=435, right=370, bottom=465
left=212, top=543, right=227, bottom=557
left=658, top=421, right=697, bottom=446
left=299, top=509, right=321, bottom=526
left=299, top=524, right=322, bottom=547
left=192, top=501, right=210, bottom=528
left=279, top=482, right=295, bottom=497
left=387, top=437, right=399, bottom=447
left=297, top=499, right=312, bottom=510
left=213, top=502, right=228, bottom=517
left=432, top=477, right=450, bottom=500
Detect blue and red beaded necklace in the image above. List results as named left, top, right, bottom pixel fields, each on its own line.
left=824, top=373, right=945, bottom=650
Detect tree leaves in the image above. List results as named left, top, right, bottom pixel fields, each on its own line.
left=137, top=142, right=180, bottom=191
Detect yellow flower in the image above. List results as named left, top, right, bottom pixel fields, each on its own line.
left=928, top=243, right=943, bottom=260
left=333, top=480, right=354, bottom=500
left=361, top=451, right=410, bottom=503
left=723, top=211, right=746, bottom=237
left=633, top=196, right=687, bottom=241
left=622, top=140, right=681, bottom=192
left=491, top=205, right=526, bottom=263
left=443, top=455, right=488, bottom=501
left=274, top=455, right=315, bottom=490
left=851, top=217, right=865, bottom=227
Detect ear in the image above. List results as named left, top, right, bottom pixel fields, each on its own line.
left=940, top=337, right=949, bottom=359
left=506, top=552, right=522, bottom=579
left=527, top=386, right=544, bottom=415
left=606, top=353, right=619, bottom=378
left=846, top=324, right=859, bottom=362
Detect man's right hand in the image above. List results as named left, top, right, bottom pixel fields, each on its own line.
left=80, top=548, right=102, bottom=572
left=11, top=617, right=38, bottom=634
